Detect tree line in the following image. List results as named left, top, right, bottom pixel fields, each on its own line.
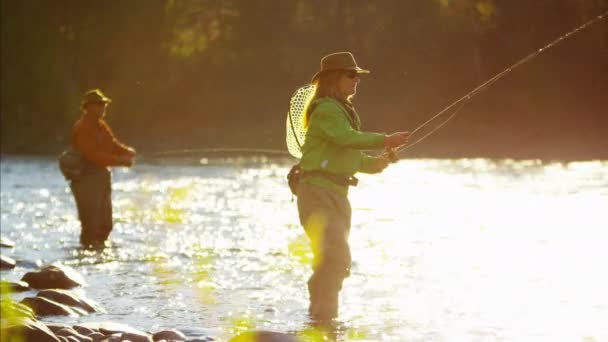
left=2, top=0, right=607, bottom=159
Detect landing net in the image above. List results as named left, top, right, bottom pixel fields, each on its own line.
left=285, top=84, right=316, bottom=158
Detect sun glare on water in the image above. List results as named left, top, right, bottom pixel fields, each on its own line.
left=1, top=158, right=606, bottom=341
left=345, top=159, right=608, bottom=341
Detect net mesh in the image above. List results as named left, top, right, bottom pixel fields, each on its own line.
left=285, top=84, right=316, bottom=158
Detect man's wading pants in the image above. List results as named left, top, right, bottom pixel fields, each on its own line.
left=70, top=168, right=112, bottom=246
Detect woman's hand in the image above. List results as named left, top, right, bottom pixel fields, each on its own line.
left=383, top=148, right=398, bottom=163
left=370, top=155, right=391, bottom=173
left=384, top=132, right=409, bottom=148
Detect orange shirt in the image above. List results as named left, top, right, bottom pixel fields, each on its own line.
left=71, top=116, right=133, bottom=167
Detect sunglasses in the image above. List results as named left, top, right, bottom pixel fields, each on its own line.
left=344, top=71, right=359, bottom=79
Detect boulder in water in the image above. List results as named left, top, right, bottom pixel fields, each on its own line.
left=72, top=325, right=96, bottom=336
left=1, top=255, right=16, bottom=269
left=121, top=331, right=153, bottom=342
left=20, top=296, right=87, bottom=317
left=0, top=237, right=15, bottom=248
left=76, top=322, right=149, bottom=338
left=56, top=327, right=94, bottom=342
left=37, top=289, right=103, bottom=313
left=45, top=323, right=72, bottom=333
left=152, top=329, right=187, bottom=341
left=21, top=264, right=85, bottom=289
left=100, top=333, right=123, bottom=341
left=0, top=317, right=61, bottom=342
left=86, top=331, right=106, bottom=342
left=46, top=323, right=93, bottom=342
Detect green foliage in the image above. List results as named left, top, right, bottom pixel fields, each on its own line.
left=1, top=282, right=31, bottom=342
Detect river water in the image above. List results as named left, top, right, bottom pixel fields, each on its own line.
left=1, top=156, right=607, bottom=341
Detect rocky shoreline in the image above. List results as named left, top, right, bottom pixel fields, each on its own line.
left=1, top=238, right=299, bottom=342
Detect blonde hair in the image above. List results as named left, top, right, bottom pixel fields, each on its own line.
left=303, top=70, right=353, bottom=128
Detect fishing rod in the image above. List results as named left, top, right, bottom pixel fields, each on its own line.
left=144, top=11, right=606, bottom=161
left=396, top=9, right=608, bottom=154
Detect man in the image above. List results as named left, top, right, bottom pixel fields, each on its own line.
left=69, top=89, right=135, bottom=246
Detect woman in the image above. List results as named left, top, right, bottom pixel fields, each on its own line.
left=297, top=52, right=409, bottom=321
left=69, top=89, right=136, bottom=246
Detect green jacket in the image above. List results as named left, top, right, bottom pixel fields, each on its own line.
left=299, top=97, right=386, bottom=195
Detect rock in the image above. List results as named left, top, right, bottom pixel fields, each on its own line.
left=1, top=280, right=31, bottom=292
left=87, top=332, right=106, bottom=342
left=100, top=333, right=122, bottom=342
left=153, top=329, right=187, bottom=341
left=21, top=264, right=85, bottom=289
left=121, top=331, right=153, bottom=342
left=49, top=324, right=96, bottom=342
left=0, top=237, right=15, bottom=248
left=0, top=317, right=61, bottom=342
left=37, top=289, right=103, bottom=313
left=56, top=327, right=94, bottom=342
left=73, top=325, right=97, bottom=336
left=228, top=331, right=298, bottom=342
left=0, top=299, right=37, bottom=320
left=76, top=322, right=149, bottom=338
left=20, top=296, right=87, bottom=317
left=46, top=323, right=73, bottom=333
left=179, top=327, right=217, bottom=340
left=1, top=254, right=16, bottom=269
left=101, top=336, right=121, bottom=342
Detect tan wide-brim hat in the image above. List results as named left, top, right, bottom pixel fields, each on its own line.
left=81, top=88, right=112, bottom=107
left=311, top=51, right=370, bottom=83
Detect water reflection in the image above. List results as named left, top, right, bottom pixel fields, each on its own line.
left=1, top=157, right=607, bottom=341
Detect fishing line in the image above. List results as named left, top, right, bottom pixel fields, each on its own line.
left=141, top=85, right=315, bottom=160
left=396, top=9, right=608, bottom=154
left=142, top=147, right=291, bottom=158
left=399, top=101, right=468, bottom=151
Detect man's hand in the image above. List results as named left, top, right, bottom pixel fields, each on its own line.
left=120, top=155, right=134, bottom=167
left=125, top=147, right=136, bottom=157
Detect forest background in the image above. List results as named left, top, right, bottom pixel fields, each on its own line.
left=2, top=0, right=607, bottom=160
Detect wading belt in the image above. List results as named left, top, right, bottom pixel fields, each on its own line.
left=301, top=170, right=359, bottom=187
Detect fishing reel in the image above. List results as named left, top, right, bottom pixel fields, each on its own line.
left=385, top=148, right=398, bottom=163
